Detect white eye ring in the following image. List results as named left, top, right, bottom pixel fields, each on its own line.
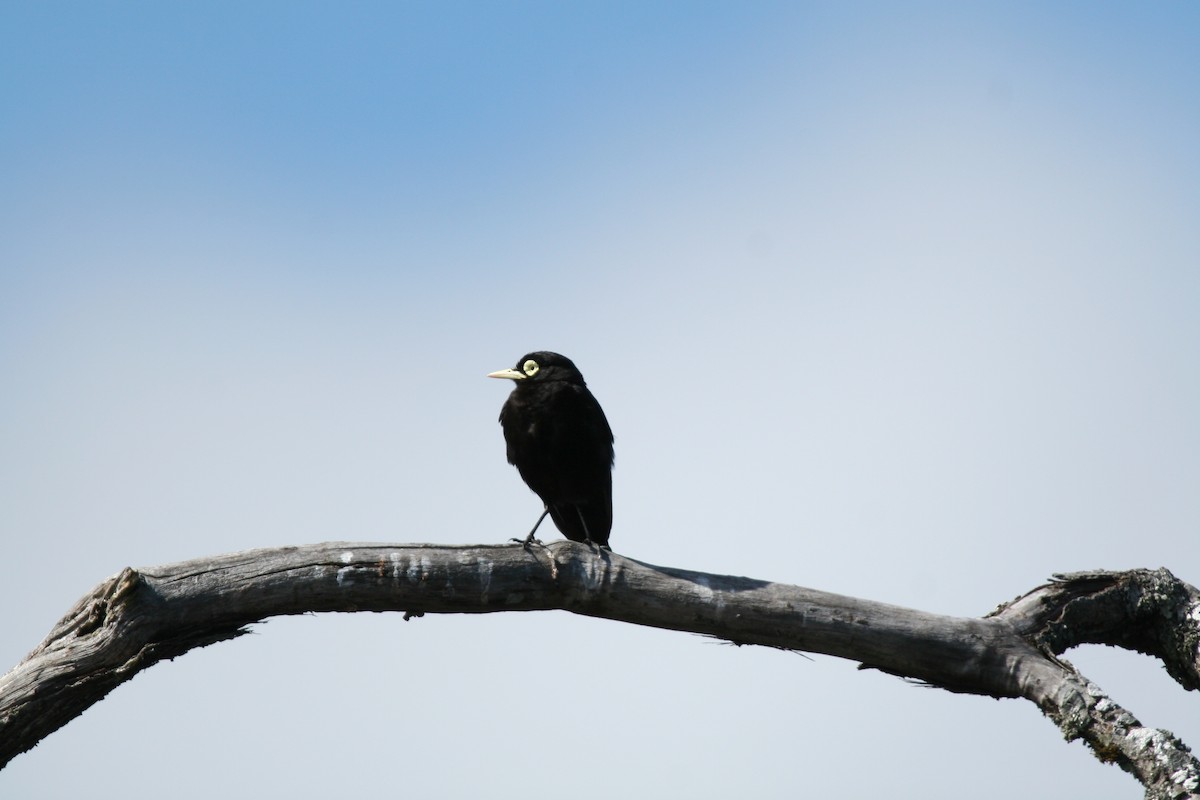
left=522, top=359, right=540, bottom=377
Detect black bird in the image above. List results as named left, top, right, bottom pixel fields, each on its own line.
left=488, top=351, right=614, bottom=549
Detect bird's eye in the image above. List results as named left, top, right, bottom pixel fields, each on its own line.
left=522, top=359, right=540, bottom=377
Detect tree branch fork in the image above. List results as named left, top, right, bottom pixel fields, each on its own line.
left=2, top=542, right=1198, bottom=798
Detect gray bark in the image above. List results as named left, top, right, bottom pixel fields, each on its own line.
left=1, top=542, right=1197, bottom=798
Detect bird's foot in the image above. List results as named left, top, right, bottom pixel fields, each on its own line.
left=510, top=536, right=544, bottom=549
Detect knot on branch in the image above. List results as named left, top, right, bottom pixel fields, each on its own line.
left=60, top=567, right=144, bottom=640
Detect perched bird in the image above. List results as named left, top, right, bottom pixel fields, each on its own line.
left=488, top=351, right=614, bottom=549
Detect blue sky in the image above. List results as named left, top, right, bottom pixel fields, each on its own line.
left=2, top=3, right=1199, bottom=798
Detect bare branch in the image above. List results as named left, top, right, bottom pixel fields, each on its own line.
left=994, top=568, right=1200, bottom=691
left=990, top=569, right=1200, bottom=798
left=1, top=543, right=1197, bottom=798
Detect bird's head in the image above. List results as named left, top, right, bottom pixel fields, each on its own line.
left=487, top=351, right=586, bottom=386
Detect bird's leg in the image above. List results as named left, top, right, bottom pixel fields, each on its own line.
left=510, top=506, right=549, bottom=548
left=575, top=507, right=598, bottom=550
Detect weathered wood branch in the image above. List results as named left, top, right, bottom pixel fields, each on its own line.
left=1, top=542, right=1198, bottom=798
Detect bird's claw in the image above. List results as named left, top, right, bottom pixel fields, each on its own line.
left=510, top=536, right=544, bottom=549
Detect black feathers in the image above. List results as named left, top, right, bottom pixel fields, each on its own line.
left=488, top=351, right=614, bottom=549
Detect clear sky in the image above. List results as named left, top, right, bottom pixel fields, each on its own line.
left=2, top=3, right=1198, bottom=797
